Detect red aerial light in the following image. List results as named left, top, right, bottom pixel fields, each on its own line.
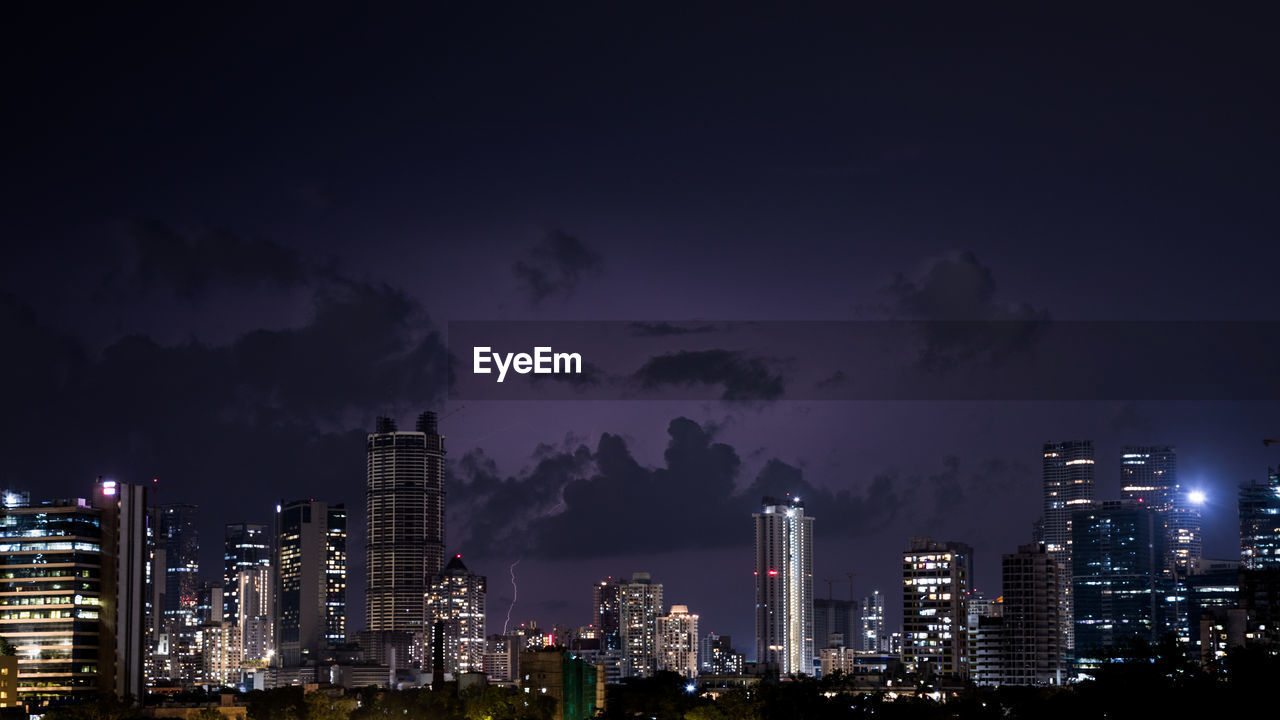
left=768, top=569, right=778, bottom=576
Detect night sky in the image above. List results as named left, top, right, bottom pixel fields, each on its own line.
left=4, top=4, right=1279, bottom=656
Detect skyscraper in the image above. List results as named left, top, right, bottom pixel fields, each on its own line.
left=1239, top=468, right=1280, bottom=570
left=236, top=564, right=274, bottom=663
left=592, top=577, right=623, bottom=651
left=656, top=605, right=699, bottom=678
left=1000, top=542, right=1062, bottom=685
left=754, top=496, right=814, bottom=676
left=1121, top=446, right=1199, bottom=574
left=426, top=554, right=487, bottom=675
left=1120, top=445, right=1177, bottom=510
left=274, top=499, right=347, bottom=666
left=1071, top=501, right=1165, bottom=666
left=1042, top=441, right=1094, bottom=653
left=859, top=591, right=885, bottom=652
left=223, top=522, right=269, bottom=626
left=618, top=572, right=663, bottom=679
left=901, top=537, right=970, bottom=678
left=366, top=412, right=445, bottom=635
left=154, top=503, right=200, bottom=683
left=0, top=479, right=147, bottom=706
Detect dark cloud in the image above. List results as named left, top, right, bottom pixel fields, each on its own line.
left=448, top=416, right=1019, bottom=560
left=511, top=230, right=603, bottom=305
left=627, top=322, right=718, bottom=337
left=884, top=251, right=1050, bottom=372
left=815, top=370, right=846, bottom=390
left=0, top=282, right=450, bottom=621
left=97, top=220, right=309, bottom=302
left=632, top=350, right=785, bottom=401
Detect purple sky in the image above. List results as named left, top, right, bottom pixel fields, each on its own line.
left=3, top=4, right=1279, bottom=656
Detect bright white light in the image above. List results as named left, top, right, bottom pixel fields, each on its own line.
left=685, top=683, right=697, bottom=693
left=1188, top=490, right=1207, bottom=505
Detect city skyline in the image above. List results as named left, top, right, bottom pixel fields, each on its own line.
left=2, top=3, right=1279, bottom=711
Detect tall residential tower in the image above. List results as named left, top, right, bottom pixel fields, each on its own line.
left=753, top=496, right=814, bottom=676
left=1041, top=441, right=1094, bottom=652
left=366, top=412, right=446, bottom=634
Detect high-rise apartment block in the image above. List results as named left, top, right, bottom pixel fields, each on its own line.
left=1240, top=469, right=1280, bottom=570
left=1042, top=441, right=1094, bottom=652
left=1071, top=501, right=1164, bottom=666
left=426, top=554, right=487, bottom=675
left=902, top=536, right=970, bottom=678
left=618, top=573, right=663, bottom=679
left=366, top=413, right=445, bottom=636
left=859, top=591, right=886, bottom=652
left=656, top=605, right=698, bottom=678
left=274, top=499, right=347, bottom=666
left=0, top=480, right=147, bottom=706
left=1000, top=542, right=1062, bottom=685
left=754, top=496, right=814, bottom=676
left=223, top=523, right=269, bottom=626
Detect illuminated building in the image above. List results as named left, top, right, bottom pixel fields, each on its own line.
left=1121, top=446, right=1202, bottom=575
left=366, top=413, right=445, bottom=638
left=274, top=500, right=347, bottom=666
left=858, top=591, right=885, bottom=652
left=591, top=578, right=622, bottom=651
left=237, top=564, right=274, bottom=663
left=200, top=621, right=241, bottom=685
left=1239, top=468, right=1280, bottom=570
left=0, top=655, right=16, bottom=708
left=656, top=604, right=698, bottom=678
left=901, top=536, right=970, bottom=678
left=1071, top=501, right=1164, bottom=667
left=967, top=615, right=1003, bottom=687
left=223, top=523, right=269, bottom=627
left=1120, top=446, right=1177, bottom=510
left=617, top=573, right=663, bottom=679
left=154, top=503, right=200, bottom=684
left=1000, top=542, right=1062, bottom=685
left=1042, top=440, right=1094, bottom=654
left=754, top=496, right=814, bottom=676
left=520, top=649, right=602, bottom=720
left=0, top=479, right=147, bottom=705
left=1185, top=559, right=1241, bottom=663
left=699, top=633, right=743, bottom=675
left=425, top=554, right=486, bottom=675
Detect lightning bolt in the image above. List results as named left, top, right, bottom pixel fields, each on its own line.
left=503, top=558, right=521, bottom=635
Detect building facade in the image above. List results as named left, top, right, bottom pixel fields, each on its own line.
left=1071, top=501, right=1165, bottom=666
left=754, top=496, right=814, bottom=676
left=592, top=578, right=622, bottom=652
left=1240, top=469, right=1280, bottom=570
left=655, top=605, right=698, bottom=678
left=274, top=500, right=347, bottom=666
left=859, top=591, right=885, bottom=652
left=901, top=536, right=970, bottom=678
left=1042, top=440, right=1095, bottom=653
left=425, top=554, right=486, bottom=675
left=366, top=413, right=445, bottom=637
left=1000, top=542, right=1062, bottom=685
left=0, top=479, right=147, bottom=706
left=617, top=573, right=663, bottom=679
left=223, top=523, right=269, bottom=627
